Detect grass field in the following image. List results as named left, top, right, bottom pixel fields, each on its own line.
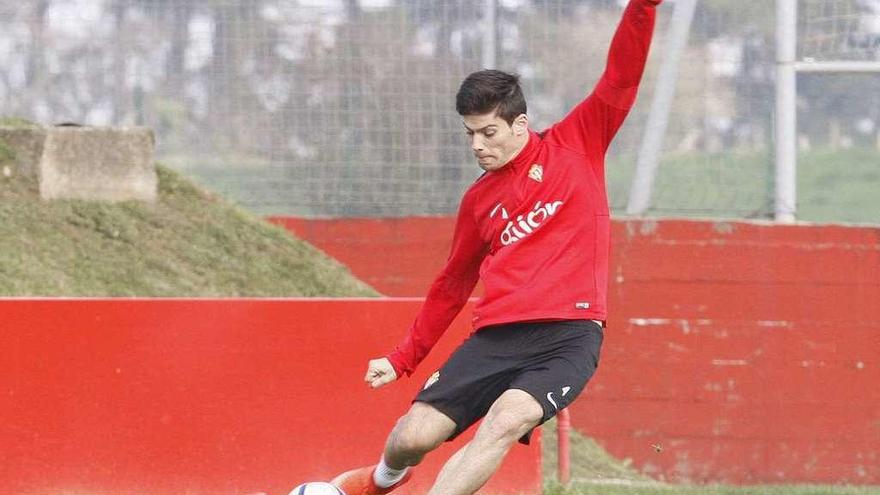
left=540, top=419, right=880, bottom=495
left=173, top=147, right=879, bottom=225
left=543, top=483, right=880, bottom=495
left=605, top=148, right=880, bottom=224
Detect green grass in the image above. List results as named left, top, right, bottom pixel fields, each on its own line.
left=0, top=140, right=14, bottom=163
left=606, top=150, right=772, bottom=219
left=0, top=117, right=34, bottom=163
left=174, top=147, right=880, bottom=225
left=542, top=483, right=880, bottom=494
left=606, top=147, right=880, bottom=224
left=0, top=162, right=378, bottom=297
left=795, top=148, right=880, bottom=224
left=541, top=418, right=651, bottom=485
left=540, top=420, right=880, bottom=495
left=0, top=116, right=39, bottom=128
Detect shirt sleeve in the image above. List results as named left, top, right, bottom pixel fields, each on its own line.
left=386, top=193, right=488, bottom=377
left=543, top=0, right=660, bottom=158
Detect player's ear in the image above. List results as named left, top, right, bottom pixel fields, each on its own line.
left=513, top=114, right=528, bottom=136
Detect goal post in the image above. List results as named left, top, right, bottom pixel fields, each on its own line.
left=625, top=0, right=699, bottom=217
left=776, top=0, right=798, bottom=223
left=630, top=0, right=880, bottom=221
left=775, top=0, right=880, bottom=222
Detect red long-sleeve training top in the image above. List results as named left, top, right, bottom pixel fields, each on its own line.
left=387, top=0, right=660, bottom=377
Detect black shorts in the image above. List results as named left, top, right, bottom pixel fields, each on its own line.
left=414, top=319, right=603, bottom=444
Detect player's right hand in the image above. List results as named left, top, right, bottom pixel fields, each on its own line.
left=365, top=357, right=398, bottom=389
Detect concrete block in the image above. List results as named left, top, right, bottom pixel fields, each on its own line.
left=38, top=126, right=157, bottom=203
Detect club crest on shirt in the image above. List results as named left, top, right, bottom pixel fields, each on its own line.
left=528, top=163, right=543, bottom=182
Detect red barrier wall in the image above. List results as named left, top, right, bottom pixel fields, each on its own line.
left=270, top=217, right=469, bottom=297
left=0, top=299, right=541, bottom=495
left=271, top=216, right=880, bottom=485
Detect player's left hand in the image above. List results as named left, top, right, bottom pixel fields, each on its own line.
left=364, top=357, right=398, bottom=389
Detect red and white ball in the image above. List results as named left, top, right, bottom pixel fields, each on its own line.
left=288, top=482, right=346, bottom=495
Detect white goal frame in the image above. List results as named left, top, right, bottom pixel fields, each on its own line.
left=775, top=0, right=880, bottom=223
left=627, top=0, right=880, bottom=221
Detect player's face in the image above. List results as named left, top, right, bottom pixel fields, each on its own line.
left=462, top=111, right=528, bottom=172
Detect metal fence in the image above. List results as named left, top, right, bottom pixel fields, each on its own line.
left=1, top=0, right=878, bottom=222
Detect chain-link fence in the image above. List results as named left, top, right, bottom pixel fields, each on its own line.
left=1, top=0, right=878, bottom=222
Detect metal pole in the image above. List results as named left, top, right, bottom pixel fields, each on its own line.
left=483, top=0, right=497, bottom=69
left=775, top=0, right=798, bottom=223
left=557, top=408, right=571, bottom=485
left=626, top=0, right=698, bottom=216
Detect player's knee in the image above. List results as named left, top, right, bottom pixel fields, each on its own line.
left=388, top=412, right=446, bottom=456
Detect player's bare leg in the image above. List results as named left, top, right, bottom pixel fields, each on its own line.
left=383, top=401, right=457, bottom=468
left=426, top=389, right=543, bottom=495
left=331, top=401, right=455, bottom=494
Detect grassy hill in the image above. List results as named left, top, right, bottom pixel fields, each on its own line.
left=0, top=157, right=376, bottom=297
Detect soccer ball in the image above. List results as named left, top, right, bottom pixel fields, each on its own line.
left=288, top=482, right=346, bottom=495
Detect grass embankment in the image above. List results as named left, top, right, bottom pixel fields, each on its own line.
left=544, top=483, right=880, bottom=495
left=0, top=152, right=376, bottom=297
left=541, top=420, right=880, bottom=495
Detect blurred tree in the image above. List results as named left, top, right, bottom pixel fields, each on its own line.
left=281, top=3, right=478, bottom=215
left=165, top=0, right=195, bottom=96
left=209, top=1, right=259, bottom=149
left=25, top=0, right=49, bottom=88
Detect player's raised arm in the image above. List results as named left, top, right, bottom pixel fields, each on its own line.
left=545, top=0, right=661, bottom=156
left=372, top=195, right=487, bottom=386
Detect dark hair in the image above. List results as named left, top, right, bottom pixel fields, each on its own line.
left=455, top=69, right=526, bottom=124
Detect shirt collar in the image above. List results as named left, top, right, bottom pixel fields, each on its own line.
left=499, top=130, right=539, bottom=174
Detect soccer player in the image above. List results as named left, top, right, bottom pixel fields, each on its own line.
left=331, top=1, right=662, bottom=493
